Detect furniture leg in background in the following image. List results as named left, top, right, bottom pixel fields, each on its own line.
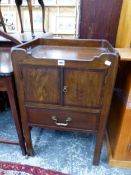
left=0, top=31, right=26, bottom=155
left=15, top=0, right=24, bottom=33
left=0, top=76, right=26, bottom=155
left=0, top=1, right=6, bottom=32
left=38, top=0, right=46, bottom=33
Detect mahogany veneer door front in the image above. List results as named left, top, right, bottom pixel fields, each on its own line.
left=21, top=66, right=60, bottom=105
left=64, top=68, right=106, bottom=108
left=20, top=63, right=107, bottom=135
left=22, top=64, right=107, bottom=109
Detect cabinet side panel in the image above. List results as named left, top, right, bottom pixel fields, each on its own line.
left=107, top=62, right=131, bottom=160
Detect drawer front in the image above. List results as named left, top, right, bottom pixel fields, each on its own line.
left=26, top=108, right=99, bottom=131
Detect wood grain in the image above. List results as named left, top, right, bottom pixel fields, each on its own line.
left=12, top=38, right=119, bottom=165
left=106, top=132, right=131, bottom=168
left=22, top=66, right=60, bottom=104
left=15, top=0, right=24, bottom=33
left=79, top=0, right=123, bottom=46
left=0, top=33, right=26, bottom=155
left=27, top=107, right=99, bottom=131
left=116, top=0, right=131, bottom=47
left=107, top=48, right=131, bottom=166
left=64, top=68, right=107, bottom=108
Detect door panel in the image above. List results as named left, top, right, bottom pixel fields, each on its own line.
left=21, top=66, right=60, bottom=104
left=64, top=68, right=106, bottom=108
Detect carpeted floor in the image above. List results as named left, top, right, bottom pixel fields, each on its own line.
left=0, top=161, right=68, bottom=175
left=0, top=111, right=131, bottom=175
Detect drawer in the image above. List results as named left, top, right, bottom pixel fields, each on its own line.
left=26, top=107, right=99, bottom=131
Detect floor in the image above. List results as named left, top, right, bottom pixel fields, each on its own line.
left=0, top=110, right=131, bottom=175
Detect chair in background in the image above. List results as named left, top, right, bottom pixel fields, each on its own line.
left=0, top=30, right=26, bottom=155
left=0, top=0, right=52, bottom=42
left=0, top=1, right=6, bottom=33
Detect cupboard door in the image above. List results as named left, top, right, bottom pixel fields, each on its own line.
left=21, top=65, right=60, bottom=105
left=64, top=68, right=107, bottom=108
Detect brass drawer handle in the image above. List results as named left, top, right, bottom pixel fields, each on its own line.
left=63, top=86, right=68, bottom=94
left=51, top=116, right=72, bottom=127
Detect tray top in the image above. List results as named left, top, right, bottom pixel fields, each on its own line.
left=31, top=45, right=109, bottom=61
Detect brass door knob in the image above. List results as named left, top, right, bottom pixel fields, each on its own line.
left=63, top=86, right=68, bottom=94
